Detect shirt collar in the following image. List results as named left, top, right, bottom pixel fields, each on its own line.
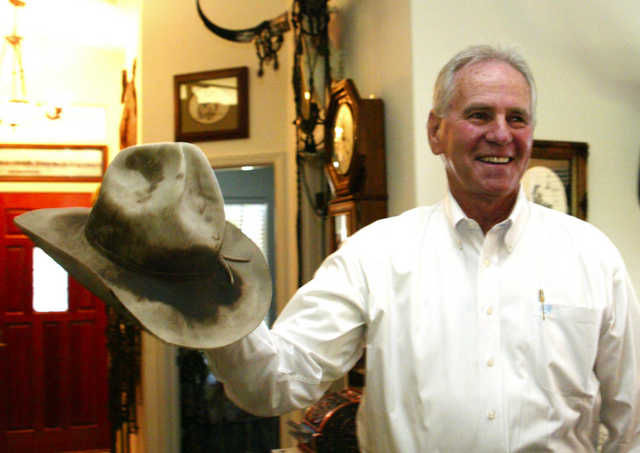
left=444, top=187, right=531, bottom=252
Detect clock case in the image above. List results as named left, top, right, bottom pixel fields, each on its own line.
left=325, top=79, right=387, bottom=199
left=325, top=79, right=388, bottom=255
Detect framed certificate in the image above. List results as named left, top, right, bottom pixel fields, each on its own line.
left=0, top=144, right=107, bottom=182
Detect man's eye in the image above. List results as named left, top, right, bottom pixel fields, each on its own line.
left=468, top=112, right=489, bottom=120
left=509, top=115, right=528, bottom=125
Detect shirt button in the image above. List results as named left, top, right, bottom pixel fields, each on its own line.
left=487, top=358, right=495, bottom=367
left=486, top=306, right=493, bottom=315
left=488, top=410, right=496, bottom=420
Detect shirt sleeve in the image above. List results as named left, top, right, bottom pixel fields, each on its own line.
left=596, top=264, right=640, bottom=452
left=204, top=242, right=369, bottom=417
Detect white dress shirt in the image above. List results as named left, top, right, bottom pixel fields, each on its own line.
left=206, top=190, right=640, bottom=452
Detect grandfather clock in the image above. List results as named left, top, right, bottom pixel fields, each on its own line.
left=325, top=79, right=387, bottom=254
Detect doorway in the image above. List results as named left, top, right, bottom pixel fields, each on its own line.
left=178, top=165, right=279, bottom=452
left=216, top=165, right=276, bottom=323
left=0, top=192, right=110, bottom=453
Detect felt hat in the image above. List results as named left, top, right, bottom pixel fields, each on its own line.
left=14, top=142, right=271, bottom=349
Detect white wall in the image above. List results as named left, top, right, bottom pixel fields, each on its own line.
left=409, top=0, right=640, bottom=291
left=139, top=0, right=291, bottom=148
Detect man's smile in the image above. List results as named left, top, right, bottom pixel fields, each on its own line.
left=476, top=156, right=514, bottom=164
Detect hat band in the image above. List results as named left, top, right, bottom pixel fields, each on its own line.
left=84, top=226, right=238, bottom=282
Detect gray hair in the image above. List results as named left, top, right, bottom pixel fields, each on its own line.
left=432, top=45, right=537, bottom=124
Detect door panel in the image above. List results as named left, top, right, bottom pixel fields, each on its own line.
left=0, top=192, right=110, bottom=453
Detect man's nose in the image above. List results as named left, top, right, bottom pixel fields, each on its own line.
left=485, top=117, right=512, bottom=145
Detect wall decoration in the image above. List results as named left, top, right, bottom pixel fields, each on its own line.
left=174, top=67, right=248, bottom=142
left=119, top=59, right=138, bottom=150
left=523, top=140, right=588, bottom=220
left=196, top=0, right=289, bottom=77
left=0, top=144, right=107, bottom=182
left=195, top=1, right=334, bottom=285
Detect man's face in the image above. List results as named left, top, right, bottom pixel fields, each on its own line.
left=428, top=60, right=534, bottom=206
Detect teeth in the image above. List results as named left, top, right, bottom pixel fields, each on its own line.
left=479, top=156, right=511, bottom=164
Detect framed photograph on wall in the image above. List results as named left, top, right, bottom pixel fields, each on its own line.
left=174, top=66, right=249, bottom=142
left=0, top=144, right=107, bottom=182
left=523, top=140, right=588, bottom=220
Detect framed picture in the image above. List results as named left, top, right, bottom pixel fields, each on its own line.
left=0, top=144, right=107, bottom=182
left=523, top=140, right=588, bottom=220
left=174, top=66, right=249, bottom=142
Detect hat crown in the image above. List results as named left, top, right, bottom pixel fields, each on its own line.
left=85, top=142, right=226, bottom=277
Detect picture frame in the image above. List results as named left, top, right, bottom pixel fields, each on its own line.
left=174, top=66, right=249, bottom=142
left=525, top=140, right=588, bottom=220
left=0, top=144, right=107, bottom=182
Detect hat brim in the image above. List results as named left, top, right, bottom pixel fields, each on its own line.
left=14, top=207, right=272, bottom=349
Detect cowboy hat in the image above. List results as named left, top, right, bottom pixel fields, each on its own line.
left=14, top=142, right=272, bottom=349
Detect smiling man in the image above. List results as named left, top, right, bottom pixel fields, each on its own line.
left=206, top=45, right=640, bottom=452
left=428, top=52, right=535, bottom=233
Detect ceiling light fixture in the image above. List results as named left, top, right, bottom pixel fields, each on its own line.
left=0, top=0, right=63, bottom=127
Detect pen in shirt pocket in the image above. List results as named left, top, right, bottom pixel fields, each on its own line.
left=538, top=288, right=551, bottom=320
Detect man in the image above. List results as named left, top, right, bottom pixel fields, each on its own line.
left=208, top=45, right=640, bottom=452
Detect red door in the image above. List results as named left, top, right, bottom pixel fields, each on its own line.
left=0, top=193, right=110, bottom=453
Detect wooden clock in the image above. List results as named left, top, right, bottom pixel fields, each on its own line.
left=325, top=79, right=387, bottom=254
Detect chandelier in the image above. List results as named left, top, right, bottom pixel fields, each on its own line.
left=0, top=0, right=62, bottom=128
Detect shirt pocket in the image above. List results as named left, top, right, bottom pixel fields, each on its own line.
left=529, top=303, right=601, bottom=398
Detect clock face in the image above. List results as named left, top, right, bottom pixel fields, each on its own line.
left=332, top=103, right=355, bottom=175
left=522, top=166, right=568, bottom=213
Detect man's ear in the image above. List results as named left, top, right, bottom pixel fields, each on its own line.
left=427, top=111, right=443, bottom=156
